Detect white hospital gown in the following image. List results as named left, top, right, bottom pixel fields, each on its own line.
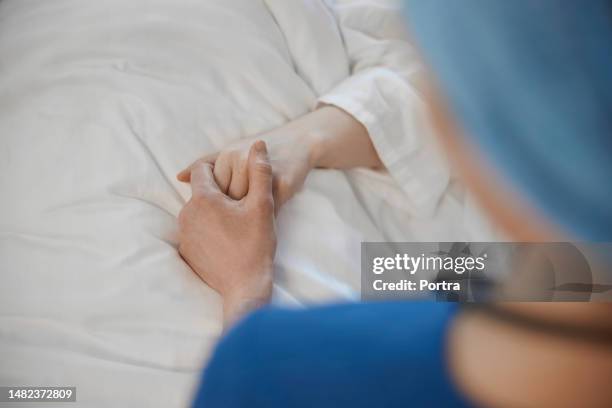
left=268, top=0, right=451, bottom=217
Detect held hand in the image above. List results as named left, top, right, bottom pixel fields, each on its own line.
left=177, top=106, right=382, bottom=211
left=177, top=141, right=277, bottom=326
left=177, top=129, right=315, bottom=211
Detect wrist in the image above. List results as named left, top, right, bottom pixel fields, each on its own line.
left=305, top=129, right=326, bottom=169
left=304, top=107, right=338, bottom=169
left=222, top=269, right=273, bottom=327
left=222, top=296, right=267, bottom=328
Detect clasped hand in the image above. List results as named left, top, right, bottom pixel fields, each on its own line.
left=177, top=141, right=277, bottom=326
left=176, top=106, right=381, bottom=326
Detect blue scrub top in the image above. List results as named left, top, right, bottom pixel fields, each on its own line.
left=193, top=302, right=471, bottom=407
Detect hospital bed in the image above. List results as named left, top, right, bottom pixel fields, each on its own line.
left=0, top=1, right=489, bottom=406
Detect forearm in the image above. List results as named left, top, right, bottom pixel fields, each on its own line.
left=310, top=105, right=382, bottom=170
left=279, top=105, right=382, bottom=171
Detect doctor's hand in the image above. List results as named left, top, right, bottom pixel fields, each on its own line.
left=177, top=141, right=276, bottom=327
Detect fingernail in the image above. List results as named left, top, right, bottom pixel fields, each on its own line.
left=254, top=140, right=267, bottom=153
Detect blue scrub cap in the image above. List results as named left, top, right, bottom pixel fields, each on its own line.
left=404, top=0, right=612, bottom=240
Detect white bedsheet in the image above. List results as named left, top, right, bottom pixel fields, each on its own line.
left=0, top=1, right=491, bottom=406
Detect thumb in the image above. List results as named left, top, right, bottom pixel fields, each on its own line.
left=190, top=161, right=222, bottom=199
left=246, top=140, right=273, bottom=205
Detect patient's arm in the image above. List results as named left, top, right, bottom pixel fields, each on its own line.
left=180, top=1, right=449, bottom=215
left=318, top=0, right=451, bottom=216
left=177, top=105, right=382, bottom=210
left=309, top=104, right=383, bottom=170
left=178, top=141, right=276, bottom=327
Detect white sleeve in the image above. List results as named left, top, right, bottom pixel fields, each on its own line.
left=319, top=0, right=450, bottom=217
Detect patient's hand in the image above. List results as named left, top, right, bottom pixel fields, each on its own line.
left=177, top=106, right=383, bottom=211
left=177, top=123, right=315, bottom=210
left=178, top=141, right=276, bottom=326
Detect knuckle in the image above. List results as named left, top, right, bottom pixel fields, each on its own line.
left=214, top=154, right=230, bottom=171
left=255, top=160, right=273, bottom=175
left=229, top=185, right=247, bottom=200
left=224, top=150, right=242, bottom=166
